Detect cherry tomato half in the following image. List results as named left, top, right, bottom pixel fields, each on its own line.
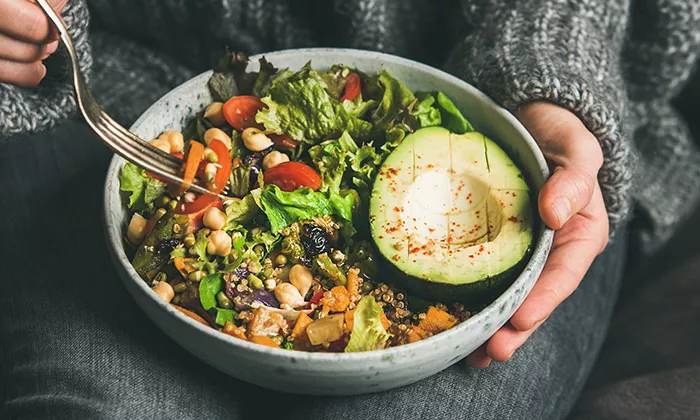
left=174, top=193, right=220, bottom=215
left=223, top=95, right=265, bottom=131
left=263, top=161, right=322, bottom=192
left=340, top=72, right=361, bottom=102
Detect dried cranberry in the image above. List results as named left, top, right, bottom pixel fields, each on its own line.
left=155, top=238, right=180, bottom=255
left=300, top=224, right=332, bottom=257
left=242, top=146, right=273, bottom=168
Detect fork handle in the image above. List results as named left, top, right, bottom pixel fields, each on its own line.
left=35, top=0, right=80, bottom=72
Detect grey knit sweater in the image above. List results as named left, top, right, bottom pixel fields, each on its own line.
left=1, top=0, right=699, bottom=253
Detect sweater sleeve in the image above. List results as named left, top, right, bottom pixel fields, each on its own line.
left=444, top=0, right=636, bottom=235
left=0, top=0, right=92, bottom=140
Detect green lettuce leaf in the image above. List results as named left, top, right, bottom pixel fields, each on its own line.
left=367, top=70, right=416, bottom=145
left=199, top=273, right=222, bottom=311
left=345, top=296, right=391, bottom=352
left=249, top=227, right=281, bottom=254
left=207, top=50, right=279, bottom=99
left=252, top=185, right=355, bottom=233
left=413, top=92, right=442, bottom=127
left=328, top=190, right=354, bottom=224
left=181, top=115, right=214, bottom=144
left=228, top=164, right=251, bottom=198
left=191, top=229, right=210, bottom=262
left=252, top=185, right=333, bottom=233
left=214, top=308, right=238, bottom=327
left=413, top=91, right=474, bottom=134
left=224, top=194, right=260, bottom=230
left=285, top=62, right=348, bottom=100
left=434, top=91, right=473, bottom=133
left=308, top=139, right=348, bottom=193
left=342, top=94, right=378, bottom=119
left=308, top=130, right=383, bottom=208
left=119, top=163, right=166, bottom=211
left=255, top=76, right=371, bottom=144
left=199, top=273, right=238, bottom=326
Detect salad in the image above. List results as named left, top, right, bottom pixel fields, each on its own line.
left=119, top=51, right=478, bottom=352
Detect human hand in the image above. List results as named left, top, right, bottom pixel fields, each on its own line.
left=467, top=102, right=610, bottom=368
left=0, top=0, right=66, bottom=87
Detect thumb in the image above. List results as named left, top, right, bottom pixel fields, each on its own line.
left=538, top=166, right=597, bottom=229
left=516, top=103, right=603, bottom=230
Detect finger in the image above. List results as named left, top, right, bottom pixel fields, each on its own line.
left=538, top=165, right=597, bottom=229
left=466, top=344, right=492, bottom=368
left=511, top=186, right=608, bottom=331
left=0, top=0, right=67, bottom=43
left=486, top=319, right=546, bottom=362
left=0, top=59, right=46, bottom=87
left=0, top=32, right=58, bottom=62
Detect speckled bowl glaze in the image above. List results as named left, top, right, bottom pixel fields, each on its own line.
left=103, top=48, right=554, bottom=396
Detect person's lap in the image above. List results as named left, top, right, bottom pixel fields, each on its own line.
left=0, top=117, right=627, bottom=420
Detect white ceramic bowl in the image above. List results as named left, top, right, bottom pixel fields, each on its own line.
left=103, top=48, right=553, bottom=396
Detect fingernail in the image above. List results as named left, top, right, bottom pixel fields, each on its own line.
left=46, top=40, right=59, bottom=55
left=551, top=197, right=571, bottom=226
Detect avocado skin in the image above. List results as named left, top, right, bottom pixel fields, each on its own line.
left=379, top=247, right=532, bottom=305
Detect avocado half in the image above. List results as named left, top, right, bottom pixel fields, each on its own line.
left=369, top=126, right=534, bottom=303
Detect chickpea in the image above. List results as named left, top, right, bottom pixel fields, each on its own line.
left=126, top=213, right=148, bottom=245
left=203, top=207, right=226, bottom=230
left=274, top=282, right=305, bottom=307
left=203, top=102, right=227, bottom=126
left=203, top=162, right=217, bottom=183
left=207, top=230, right=232, bottom=257
left=262, top=151, right=290, bottom=170
left=204, top=128, right=232, bottom=150
left=159, top=130, right=184, bottom=153
left=152, top=282, right=175, bottom=303
left=289, top=264, right=313, bottom=297
left=150, top=138, right=171, bottom=154
left=242, top=127, right=273, bottom=152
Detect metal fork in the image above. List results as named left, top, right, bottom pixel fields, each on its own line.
left=36, top=0, right=220, bottom=198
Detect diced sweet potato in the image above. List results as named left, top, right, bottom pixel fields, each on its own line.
left=418, top=307, right=458, bottom=334
left=247, top=307, right=288, bottom=338
left=223, top=321, right=247, bottom=340
left=171, top=304, right=208, bottom=326
left=249, top=335, right=279, bottom=348
left=291, top=311, right=313, bottom=339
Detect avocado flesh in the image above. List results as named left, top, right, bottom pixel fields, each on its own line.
left=370, top=127, right=533, bottom=302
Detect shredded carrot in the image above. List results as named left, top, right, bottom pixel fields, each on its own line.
left=417, top=307, right=458, bottom=334
left=321, top=286, right=350, bottom=313
left=223, top=321, right=247, bottom=340
left=249, top=335, right=279, bottom=348
left=291, top=311, right=313, bottom=338
left=347, top=268, right=360, bottom=301
left=407, top=326, right=427, bottom=343
left=173, top=257, right=196, bottom=278
left=345, top=308, right=390, bottom=332
left=178, top=140, right=205, bottom=196
left=171, top=304, right=208, bottom=326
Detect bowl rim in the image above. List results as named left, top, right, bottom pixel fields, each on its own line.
left=103, top=47, right=553, bottom=362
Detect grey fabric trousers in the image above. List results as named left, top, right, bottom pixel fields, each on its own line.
left=0, top=119, right=628, bottom=420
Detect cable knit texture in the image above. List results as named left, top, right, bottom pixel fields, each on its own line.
left=0, top=0, right=698, bottom=253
